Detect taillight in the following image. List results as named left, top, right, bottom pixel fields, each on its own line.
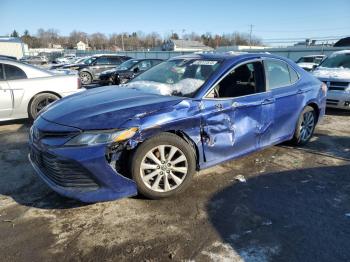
left=77, top=77, right=82, bottom=89
left=321, top=82, right=327, bottom=96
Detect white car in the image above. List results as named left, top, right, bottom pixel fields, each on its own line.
left=312, top=50, right=350, bottom=110
left=0, top=59, right=84, bottom=121
left=297, top=55, right=325, bottom=71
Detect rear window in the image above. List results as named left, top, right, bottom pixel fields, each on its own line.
left=264, top=60, right=291, bottom=89
left=4, top=64, right=27, bottom=80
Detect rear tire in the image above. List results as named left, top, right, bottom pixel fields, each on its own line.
left=131, top=133, right=196, bottom=199
left=79, top=71, right=92, bottom=85
left=28, top=93, right=59, bottom=121
left=291, top=106, right=316, bottom=146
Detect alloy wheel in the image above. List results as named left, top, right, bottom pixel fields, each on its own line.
left=300, top=111, right=315, bottom=142
left=35, top=97, right=57, bottom=116
left=140, top=145, right=188, bottom=192
left=80, top=72, right=92, bottom=85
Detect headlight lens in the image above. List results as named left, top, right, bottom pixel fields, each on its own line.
left=65, top=127, right=138, bottom=146
left=346, top=83, right=350, bottom=93
left=70, top=66, right=80, bottom=70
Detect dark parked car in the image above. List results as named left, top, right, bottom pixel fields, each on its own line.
left=29, top=53, right=326, bottom=202
left=62, top=54, right=132, bottom=85
left=98, top=58, right=163, bottom=85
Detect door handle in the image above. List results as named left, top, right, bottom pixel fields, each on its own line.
left=261, top=98, right=275, bottom=105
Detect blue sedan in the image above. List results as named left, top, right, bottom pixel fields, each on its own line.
left=28, top=53, right=327, bottom=202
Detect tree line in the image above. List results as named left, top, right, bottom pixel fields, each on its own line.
left=10, top=29, right=262, bottom=50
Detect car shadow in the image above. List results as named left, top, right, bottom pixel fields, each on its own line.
left=326, top=108, right=350, bottom=116
left=206, top=164, right=350, bottom=262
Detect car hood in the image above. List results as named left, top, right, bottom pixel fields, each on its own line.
left=62, top=63, right=85, bottom=69
left=312, top=67, right=350, bottom=81
left=41, top=86, right=183, bottom=130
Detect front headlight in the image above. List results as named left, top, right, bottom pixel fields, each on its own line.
left=65, top=127, right=138, bottom=146
left=346, top=83, right=350, bottom=93
left=70, top=66, right=80, bottom=70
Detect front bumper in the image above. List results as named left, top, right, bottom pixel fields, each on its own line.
left=28, top=140, right=137, bottom=203
left=326, top=91, right=350, bottom=110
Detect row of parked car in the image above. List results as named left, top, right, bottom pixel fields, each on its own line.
left=50, top=54, right=164, bottom=85
left=0, top=49, right=349, bottom=123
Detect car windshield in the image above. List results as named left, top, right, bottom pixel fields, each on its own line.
left=83, top=57, right=97, bottom=65
left=117, top=59, right=139, bottom=70
left=126, top=59, right=221, bottom=97
left=319, top=53, right=350, bottom=69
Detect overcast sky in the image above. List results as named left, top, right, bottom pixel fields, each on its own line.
left=1, top=0, right=349, bottom=44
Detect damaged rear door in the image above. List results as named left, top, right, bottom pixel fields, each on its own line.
left=199, top=59, right=273, bottom=166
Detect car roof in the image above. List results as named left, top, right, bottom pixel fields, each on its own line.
left=330, top=50, right=350, bottom=55
left=92, top=54, right=130, bottom=57
left=301, top=55, right=326, bottom=58
left=169, top=52, right=292, bottom=63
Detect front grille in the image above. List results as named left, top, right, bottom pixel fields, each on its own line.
left=327, top=81, right=349, bottom=91
left=30, top=147, right=99, bottom=190
left=326, top=99, right=339, bottom=105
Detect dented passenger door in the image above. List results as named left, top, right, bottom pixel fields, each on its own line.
left=199, top=59, right=273, bottom=166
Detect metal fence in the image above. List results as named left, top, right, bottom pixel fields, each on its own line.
left=76, top=50, right=194, bottom=59
left=26, top=46, right=350, bottom=62
left=75, top=46, right=349, bottom=61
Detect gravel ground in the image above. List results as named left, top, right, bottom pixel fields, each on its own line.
left=0, top=109, right=349, bottom=262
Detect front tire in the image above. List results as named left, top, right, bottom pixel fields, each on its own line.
left=131, top=133, right=196, bottom=199
left=28, top=93, right=59, bottom=120
left=292, top=106, right=316, bottom=146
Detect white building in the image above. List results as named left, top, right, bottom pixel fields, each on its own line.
left=76, top=41, right=89, bottom=51
left=0, top=37, right=28, bottom=59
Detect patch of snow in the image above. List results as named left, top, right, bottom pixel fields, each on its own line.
left=312, top=67, right=350, bottom=80
left=125, top=78, right=204, bottom=96
left=234, top=175, right=246, bottom=183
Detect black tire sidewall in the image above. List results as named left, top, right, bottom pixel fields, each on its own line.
left=29, top=93, right=59, bottom=120
left=292, top=106, right=316, bottom=145
left=131, top=133, right=196, bottom=199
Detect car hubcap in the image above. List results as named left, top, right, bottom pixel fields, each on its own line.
left=300, top=111, right=315, bottom=142
left=35, top=97, right=57, bottom=115
left=80, top=73, right=91, bottom=84
left=140, top=145, right=188, bottom=192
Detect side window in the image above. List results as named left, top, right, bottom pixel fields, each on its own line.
left=95, top=57, right=110, bottom=65
left=0, top=64, right=4, bottom=80
left=109, top=57, right=122, bottom=65
left=211, top=61, right=265, bottom=98
left=264, top=60, right=291, bottom=89
left=288, top=65, right=299, bottom=84
left=152, top=60, right=162, bottom=66
left=139, top=60, right=152, bottom=70
left=4, top=64, right=27, bottom=80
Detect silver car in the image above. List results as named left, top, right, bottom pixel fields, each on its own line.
left=312, top=50, right=350, bottom=110
left=0, top=59, right=84, bottom=121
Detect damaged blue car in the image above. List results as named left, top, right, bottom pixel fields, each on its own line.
left=29, top=53, right=327, bottom=202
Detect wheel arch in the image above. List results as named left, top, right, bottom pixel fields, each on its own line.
left=306, top=102, right=320, bottom=123
left=165, top=130, right=200, bottom=170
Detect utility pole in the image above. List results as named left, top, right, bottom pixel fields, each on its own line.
left=121, top=34, right=124, bottom=51
left=249, top=24, right=254, bottom=49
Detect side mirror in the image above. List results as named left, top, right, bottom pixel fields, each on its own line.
left=312, top=64, right=318, bottom=70
left=133, top=67, right=140, bottom=73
